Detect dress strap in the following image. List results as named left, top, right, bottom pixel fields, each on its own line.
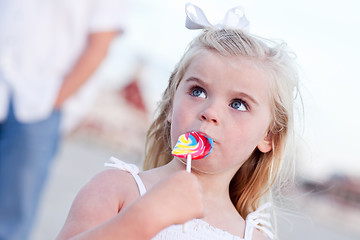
left=104, top=157, right=147, bottom=196
left=244, top=202, right=274, bottom=240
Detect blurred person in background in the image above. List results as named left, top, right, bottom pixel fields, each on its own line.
left=0, top=1, right=127, bottom=239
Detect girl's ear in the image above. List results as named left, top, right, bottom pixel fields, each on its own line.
left=167, top=108, right=172, bottom=123
left=257, top=132, right=273, bottom=153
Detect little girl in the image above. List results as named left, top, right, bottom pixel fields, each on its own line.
left=57, top=4, right=299, bottom=240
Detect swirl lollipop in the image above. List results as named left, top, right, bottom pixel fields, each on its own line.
left=172, top=131, right=213, bottom=172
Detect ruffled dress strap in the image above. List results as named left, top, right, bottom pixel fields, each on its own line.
left=104, top=157, right=147, bottom=196
left=244, top=202, right=274, bottom=240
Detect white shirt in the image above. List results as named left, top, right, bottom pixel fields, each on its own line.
left=0, top=0, right=127, bottom=122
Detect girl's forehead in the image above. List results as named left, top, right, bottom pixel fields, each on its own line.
left=187, top=49, right=264, bottom=71
left=186, top=50, right=268, bottom=79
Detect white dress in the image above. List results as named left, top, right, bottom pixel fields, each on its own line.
left=105, top=157, right=274, bottom=240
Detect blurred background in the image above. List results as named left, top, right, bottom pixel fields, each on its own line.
left=28, top=0, right=360, bottom=239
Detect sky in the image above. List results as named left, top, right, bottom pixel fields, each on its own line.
left=97, top=0, right=360, bottom=180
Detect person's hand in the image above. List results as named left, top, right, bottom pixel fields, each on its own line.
left=141, top=171, right=205, bottom=227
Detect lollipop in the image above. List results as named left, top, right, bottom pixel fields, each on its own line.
left=172, top=131, right=213, bottom=172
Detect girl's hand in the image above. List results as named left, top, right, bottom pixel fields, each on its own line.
left=145, top=171, right=205, bottom=226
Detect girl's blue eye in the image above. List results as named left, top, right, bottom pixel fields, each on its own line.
left=230, top=99, right=248, bottom=111
left=190, top=87, right=206, bottom=98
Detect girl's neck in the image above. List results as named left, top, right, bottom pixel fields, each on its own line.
left=166, top=159, right=234, bottom=201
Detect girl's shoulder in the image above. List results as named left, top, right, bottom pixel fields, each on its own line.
left=91, top=167, right=144, bottom=205
left=70, top=168, right=141, bottom=215
left=56, top=168, right=142, bottom=239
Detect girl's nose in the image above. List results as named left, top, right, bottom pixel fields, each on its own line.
left=199, top=103, right=219, bottom=124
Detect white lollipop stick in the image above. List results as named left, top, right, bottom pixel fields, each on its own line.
left=183, top=154, right=192, bottom=233
left=186, top=154, right=192, bottom=173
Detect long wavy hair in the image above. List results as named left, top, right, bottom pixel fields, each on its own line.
left=143, top=28, right=299, bottom=220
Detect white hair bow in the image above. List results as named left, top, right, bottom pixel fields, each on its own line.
left=185, top=2, right=250, bottom=31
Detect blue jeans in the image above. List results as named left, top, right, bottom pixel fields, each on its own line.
left=0, top=102, right=62, bottom=240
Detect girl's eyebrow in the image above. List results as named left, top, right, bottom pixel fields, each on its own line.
left=231, top=90, right=259, bottom=106
left=185, top=77, right=207, bottom=86
left=185, top=77, right=259, bottom=106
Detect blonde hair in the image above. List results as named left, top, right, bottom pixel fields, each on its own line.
left=144, top=28, right=299, bottom=219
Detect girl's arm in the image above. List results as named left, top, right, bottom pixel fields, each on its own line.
left=56, top=170, right=204, bottom=240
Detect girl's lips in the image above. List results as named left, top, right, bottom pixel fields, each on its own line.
left=198, top=131, right=217, bottom=144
